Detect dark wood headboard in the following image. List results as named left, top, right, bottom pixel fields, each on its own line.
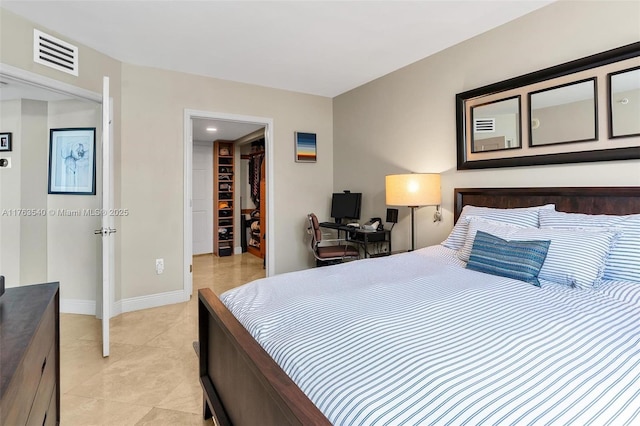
left=454, top=187, right=640, bottom=223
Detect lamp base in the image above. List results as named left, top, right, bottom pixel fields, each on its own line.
left=409, top=206, right=418, bottom=251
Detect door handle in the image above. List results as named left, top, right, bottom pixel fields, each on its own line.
left=94, top=228, right=117, bottom=236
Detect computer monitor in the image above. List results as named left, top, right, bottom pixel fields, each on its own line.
left=330, top=192, right=362, bottom=223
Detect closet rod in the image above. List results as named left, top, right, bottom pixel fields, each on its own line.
left=241, top=150, right=265, bottom=160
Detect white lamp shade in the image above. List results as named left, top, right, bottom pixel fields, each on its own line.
left=385, top=173, right=441, bottom=207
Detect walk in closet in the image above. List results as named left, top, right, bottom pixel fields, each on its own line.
left=240, top=134, right=266, bottom=260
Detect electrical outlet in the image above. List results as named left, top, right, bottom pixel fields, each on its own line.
left=155, top=258, right=164, bottom=274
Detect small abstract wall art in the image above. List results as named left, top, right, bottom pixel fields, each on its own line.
left=294, top=132, right=317, bottom=163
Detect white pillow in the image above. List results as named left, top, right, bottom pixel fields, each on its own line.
left=540, top=210, right=640, bottom=283
left=441, top=204, right=555, bottom=250
left=457, top=216, right=525, bottom=262
left=459, top=223, right=618, bottom=289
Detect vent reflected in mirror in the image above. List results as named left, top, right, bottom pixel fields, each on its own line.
left=471, top=96, right=521, bottom=153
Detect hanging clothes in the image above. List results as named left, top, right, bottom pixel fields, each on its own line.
left=249, top=153, right=264, bottom=206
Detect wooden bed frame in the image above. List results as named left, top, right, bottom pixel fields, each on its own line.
left=198, top=186, right=640, bottom=426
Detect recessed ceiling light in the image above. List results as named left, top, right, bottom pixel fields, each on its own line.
left=206, top=127, right=217, bottom=132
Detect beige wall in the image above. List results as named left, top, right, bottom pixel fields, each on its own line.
left=0, top=99, right=22, bottom=284
left=532, top=99, right=595, bottom=145
left=3, top=1, right=639, bottom=305
left=19, top=99, right=48, bottom=284
left=1, top=8, right=123, bottom=302
left=47, top=100, right=102, bottom=302
left=0, top=9, right=122, bottom=96
left=119, top=64, right=333, bottom=298
left=0, top=96, right=102, bottom=305
left=333, top=0, right=640, bottom=251
left=0, top=99, right=49, bottom=286
left=612, top=88, right=640, bottom=136
left=2, top=7, right=333, bottom=305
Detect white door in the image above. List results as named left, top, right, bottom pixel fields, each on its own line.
left=193, top=142, right=213, bottom=254
left=99, top=77, right=114, bottom=357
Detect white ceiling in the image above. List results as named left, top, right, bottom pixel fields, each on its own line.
left=1, top=0, right=554, bottom=98
left=192, top=118, right=264, bottom=142
left=1, top=1, right=554, bottom=141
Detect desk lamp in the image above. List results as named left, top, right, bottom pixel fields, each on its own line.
left=385, top=173, right=441, bottom=251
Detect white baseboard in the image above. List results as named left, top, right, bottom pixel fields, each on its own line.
left=235, top=246, right=243, bottom=254
left=60, top=289, right=190, bottom=317
left=118, top=289, right=189, bottom=314
left=60, top=298, right=96, bottom=315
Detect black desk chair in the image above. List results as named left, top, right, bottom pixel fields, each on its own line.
left=307, top=213, right=360, bottom=266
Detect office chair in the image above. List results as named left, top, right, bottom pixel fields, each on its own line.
left=307, top=213, right=360, bottom=266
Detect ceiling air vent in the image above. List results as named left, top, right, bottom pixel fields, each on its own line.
left=474, top=118, right=495, bottom=133
left=33, top=29, right=78, bottom=76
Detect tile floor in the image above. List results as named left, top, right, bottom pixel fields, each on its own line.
left=60, top=253, right=266, bottom=425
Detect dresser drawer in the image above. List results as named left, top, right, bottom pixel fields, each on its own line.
left=26, top=342, right=56, bottom=426
left=1, top=300, right=55, bottom=425
left=44, top=385, right=57, bottom=426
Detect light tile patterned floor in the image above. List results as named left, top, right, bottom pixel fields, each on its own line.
left=60, top=253, right=265, bottom=425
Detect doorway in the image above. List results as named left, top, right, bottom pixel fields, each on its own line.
left=0, top=64, right=114, bottom=356
left=183, top=110, right=275, bottom=296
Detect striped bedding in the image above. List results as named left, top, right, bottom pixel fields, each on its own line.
left=598, top=280, right=640, bottom=309
left=221, top=246, right=640, bottom=425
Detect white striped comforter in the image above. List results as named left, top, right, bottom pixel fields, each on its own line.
left=221, top=246, right=640, bottom=425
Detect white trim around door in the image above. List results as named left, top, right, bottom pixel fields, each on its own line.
left=183, top=109, right=275, bottom=298
left=0, top=63, right=101, bottom=103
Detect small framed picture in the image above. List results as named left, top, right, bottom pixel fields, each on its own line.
left=0, top=133, right=12, bottom=151
left=48, top=128, right=96, bottom=195
left=294, top=132, right=317, bottom=163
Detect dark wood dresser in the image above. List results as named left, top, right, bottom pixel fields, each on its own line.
left=0, top=282, right=60, bottom=425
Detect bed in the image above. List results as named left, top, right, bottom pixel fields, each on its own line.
left=198, top=187, right=640, bottom=426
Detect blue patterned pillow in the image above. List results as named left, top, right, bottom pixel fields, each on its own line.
left=466, top=231, right=551, bottom=287
left=457, top=217, right=525, bottom=262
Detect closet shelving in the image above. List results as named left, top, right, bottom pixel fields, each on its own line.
left=214, top=140, right=235, bottom=256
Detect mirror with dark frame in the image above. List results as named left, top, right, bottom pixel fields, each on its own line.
left=456, top=41, right=640, bottom=170
left=529, top=78, right=597, bottom=147
left=471, top=96, right=521, bottom=153
left=609, top=66, right=640, bottom=138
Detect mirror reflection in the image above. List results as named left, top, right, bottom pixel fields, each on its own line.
left=471, top=96, right=521, bottom=152
left=609, top=67, right=640, bottom=138
left=529, top=78, right=597, bottom=146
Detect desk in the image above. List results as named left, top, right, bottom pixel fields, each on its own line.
left=319, top=223, right=391, bottom=258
